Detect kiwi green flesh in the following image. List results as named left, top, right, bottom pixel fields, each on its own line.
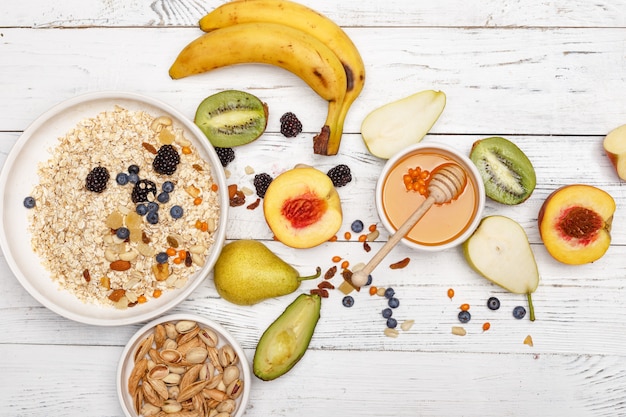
left=470, top=137, right=536, bottom=205
left=194, top=90, right=268, bottom=148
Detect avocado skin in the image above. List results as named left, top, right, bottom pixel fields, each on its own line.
left=253, top=294, right=321, bottom=381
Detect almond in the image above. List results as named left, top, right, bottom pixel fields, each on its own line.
left=110, top=260, right=131, bottom=271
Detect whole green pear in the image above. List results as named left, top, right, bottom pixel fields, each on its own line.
left=213, top=239, right=320, bottom=305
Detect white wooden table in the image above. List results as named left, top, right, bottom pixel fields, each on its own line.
left=2, top=1, right=626, bottom=416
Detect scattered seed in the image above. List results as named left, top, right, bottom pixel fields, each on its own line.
left=244, top=165, right=255, bottom=175
left=384, top=328, right=400, bottom=338
left=451, top=326, right=467, bottom=336
left=401, top=320, right=415, bottom=331
left=523, top=335, right=534, bottom=346
left=376, top=287, right=386, bottom=297
left=367, top=230, right=379, bottom=242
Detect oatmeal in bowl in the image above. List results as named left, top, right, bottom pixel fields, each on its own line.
left=0, top=92, right=228, bottom=325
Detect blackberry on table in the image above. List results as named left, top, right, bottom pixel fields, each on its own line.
left=327, top=164, right=352, bottom=187
left=131, top=179, right=157, bottom=203
left=153, top=144, right=180, bottom=175
left=85, top=166, right=110, bottom=193
left=280, top=112, right=303, bottom=137
left=253, top=173, right=273, bottom=198
left=215, top=147, right=235, bottom=167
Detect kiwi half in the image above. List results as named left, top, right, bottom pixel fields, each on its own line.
left=194, top=90, right=268, bottom=147
left=469, top=137, right=536, bottom=205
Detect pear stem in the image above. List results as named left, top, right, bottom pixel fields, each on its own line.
left=298, top=266, right=322, bottom=282
left=527, top=293, right=536, bottom=322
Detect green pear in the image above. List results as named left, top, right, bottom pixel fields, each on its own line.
left=360, top=90, right=446, bottom=159
left=213, top=239, right=320, bottom=305
left=463, top=215, right=539, bottom=321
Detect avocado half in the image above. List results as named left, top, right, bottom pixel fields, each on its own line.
left=253, top=294, right=321, bottom=381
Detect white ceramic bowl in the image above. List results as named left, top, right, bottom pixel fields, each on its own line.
left=375, top=142, right=485, bottom=251
left=0, top=92, right=228, bottom=325
left=117, top=313, right=251, bottom=417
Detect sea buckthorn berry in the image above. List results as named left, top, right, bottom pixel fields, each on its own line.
left=369, top=286, right=378, bottom=296
left=332, top=256, right=342, bottom=263
left=153, top=289, right=162, bottom=298
left=182, top=146, right=192, bottom=155
left=137, top=295, right=147, bottom=304
left=193, top=197, right=203, bottom=205
left=328, top=235, right=338, bottom=242
left=200, top=222, right=209, bottom=232
left=195, top=220, right=203, bottom=229
left=166, top=248, right=176, bottom=257
left=341, top=260, right=349, bottom=269
left=358, top=234, right=367, bottom=242
left=344, top=231, right=352, bottom=240
left=482, top=322, right=491, bottom=331
left=447, top=288, right=455, bottom=299
left=460, top=303, right=470, bottom=311
left=210, top=183, right=218, bottom=192
left=369, top=224, right=377, bottom=232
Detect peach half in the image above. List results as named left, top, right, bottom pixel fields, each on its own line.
left=603, top=124, right=626, bottom=181
left=263, top=166, right=342, bottom=248
left=538, top=184, right=615, bottom=265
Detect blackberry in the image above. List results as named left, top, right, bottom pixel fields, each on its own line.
left=327, top=164, right=352, bottom=187
left=215, top=147, right=235, bottom=167
left=153, top=144, right=180, bottom=175
left=85, top=166, right=110, bottom=193
left=253, top=173, right=273, bottom=198
left=280, top=112, right=303, bottom=137
left=131, top=179, right=157, bottom=203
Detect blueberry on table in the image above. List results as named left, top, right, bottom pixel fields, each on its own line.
left=351, top=219, right=364, bottom=233
left=342, top=295, right=354, bottom=307
left=388, top=297, right=400, bottom=309
left=382, top=308, right=393, bottom=318
left=487, top=297, right=501, bottom=310
left=386, top=317, right=398, bottom=328
left=513, top=306, right=526, bottom=319
left=458, top=310, right=471, bottom=323
left=384, top=287, right=395, bottom=299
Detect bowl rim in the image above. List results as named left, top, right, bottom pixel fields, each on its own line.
left=0, top=91, right=229, bottom=325
left=116, top=313, right=251, bottom=417
left=375, top=141, right=486, bottom=251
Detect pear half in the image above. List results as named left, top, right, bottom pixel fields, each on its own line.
left=360, top=90, right=446, bottom=159
left=463, top=215, right=539, bottom=321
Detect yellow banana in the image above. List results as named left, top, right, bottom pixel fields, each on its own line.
left=169, top=22, right=346, bottom=154
left=198, top=0, right=365, bottom=155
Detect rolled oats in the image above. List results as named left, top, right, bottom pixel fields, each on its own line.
left=27, top=106, right=220, bottom=307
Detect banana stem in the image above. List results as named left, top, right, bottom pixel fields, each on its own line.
left=527, top=293, right=536, bottom=322
left=298, top=266, right=322, bottom=282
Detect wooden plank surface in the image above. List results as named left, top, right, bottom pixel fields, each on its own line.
left=1, top=0, right=626, bottom=416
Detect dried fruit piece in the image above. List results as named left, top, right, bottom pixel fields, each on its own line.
left=110, top=260, right=132, bottom=271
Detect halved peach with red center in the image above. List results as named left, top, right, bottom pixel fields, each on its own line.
left=263, top=166, right=342, bottom=248
left=538, top=184, right=615, bottom=265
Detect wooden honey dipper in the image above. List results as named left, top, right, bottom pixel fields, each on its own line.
left=350, top=162, right=468, bottom=288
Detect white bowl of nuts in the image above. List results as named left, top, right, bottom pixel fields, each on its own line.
left=0, top=92, right=229, bottom=325
left=117, top=314, right=250, bottom=417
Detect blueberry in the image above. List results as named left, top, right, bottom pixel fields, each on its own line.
left=147, top=202, right=159, bottom=212
left=162, top=181, right=174, bottom=193
left=388, top=297, right=400, bottom=309
left=382, top=308, right=393, bottom=319
left=23, top=196, right=36, bottom=209
left=170, top=205, right=183, bottom=219
left=116, top=227, right=130, bottom=240
left=116, top=172, right=129, bottom=185
left=157, top=192, right=170, bottom=204
left=384, top=287, right=395, bottom=299
left=128, top=164, right=140, bottom=174
left=365, top=274, right=373, bottom=286
left=487, top=296, right=501, bottom=311
left=146, top=211, right=159, bottom=225
left=342, top=295, right=354, bottom=307
left=386, top=317, right=398, bottom=329
left=513, top=306, right=526, bottom=319
left=458, top=310, right=471, bottom=323
left=351, top=219, right=364, bottom=233
left=128, top=173, right=139, bottom=184
left=155, top=252, right=169, bottom=264
left=136, top=204, right=148, bottom=216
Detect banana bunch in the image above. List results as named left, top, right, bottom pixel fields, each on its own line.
left=169, top=0, right=365, bottom=156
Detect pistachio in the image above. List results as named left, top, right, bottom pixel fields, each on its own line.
left=186, top=347, right=209, bottom=364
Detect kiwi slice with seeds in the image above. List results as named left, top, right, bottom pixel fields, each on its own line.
left=469, top=136, right=536, bottom=205
left=194, top=90, right=268, bottom=148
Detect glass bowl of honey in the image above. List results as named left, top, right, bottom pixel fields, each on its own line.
left=375, top=142, right=485, bottom=251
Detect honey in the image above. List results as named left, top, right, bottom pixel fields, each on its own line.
left=380, top=148, right=480, bottom=247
